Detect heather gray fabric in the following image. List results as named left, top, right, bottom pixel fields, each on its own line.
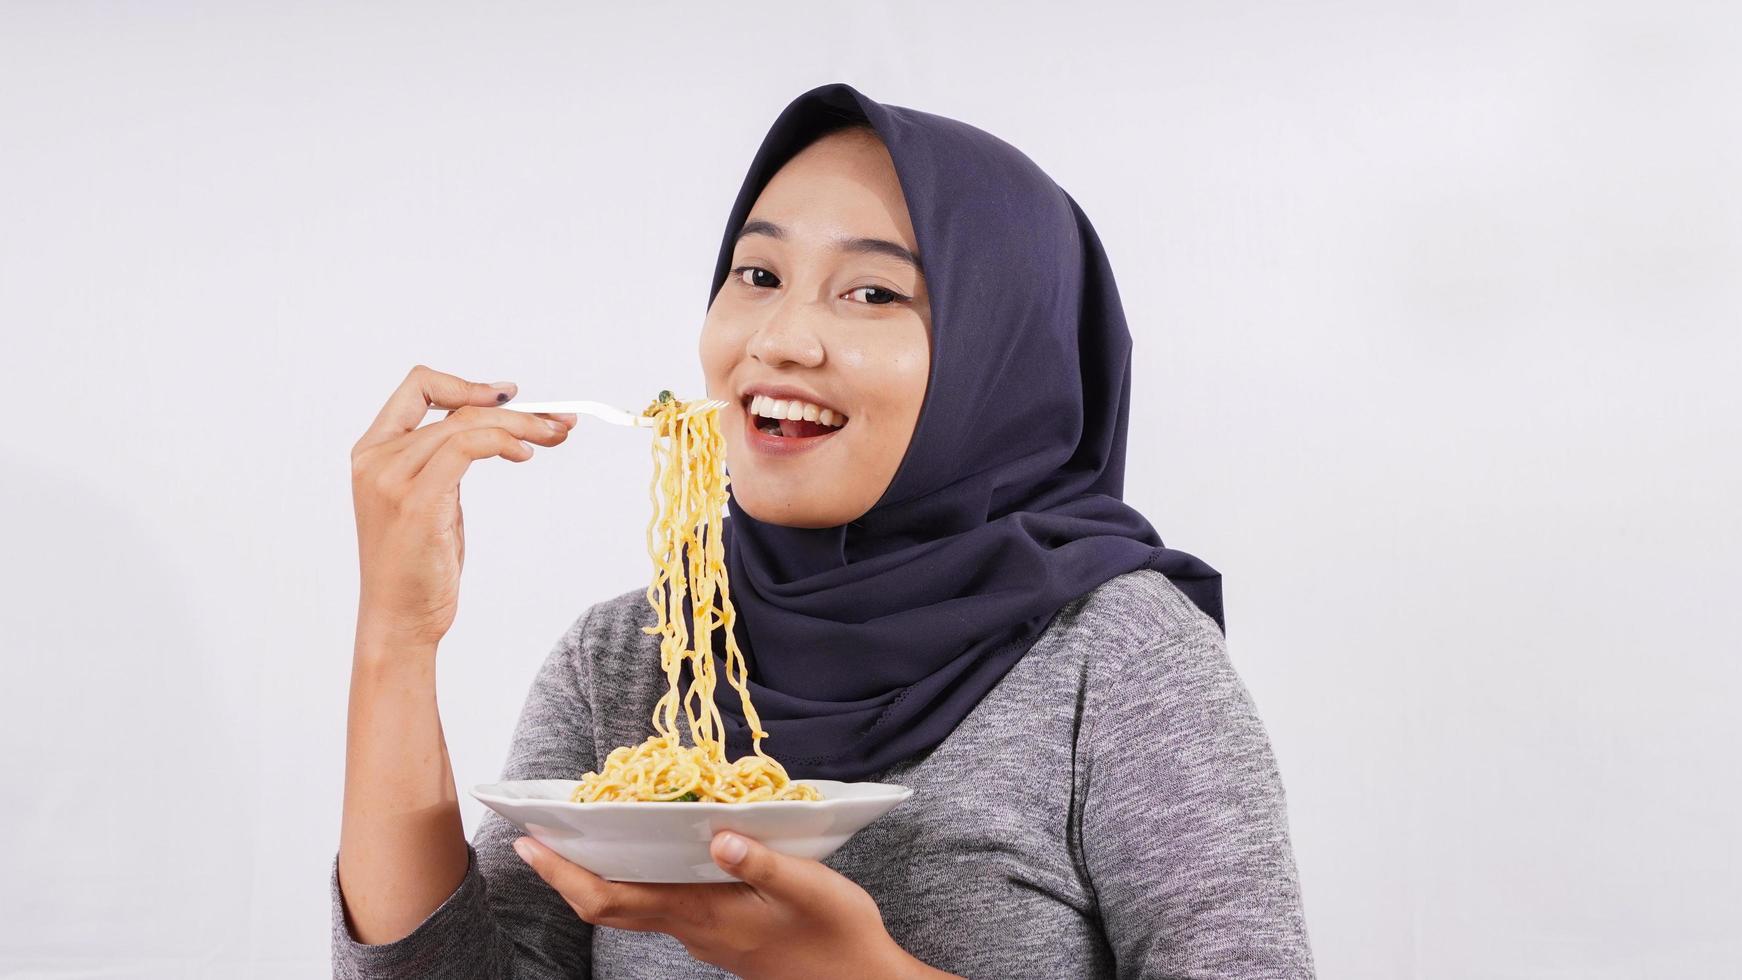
left=331, top=570, right=1314, bottom=979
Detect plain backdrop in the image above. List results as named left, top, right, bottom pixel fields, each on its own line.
left=3, top=2, right=1738, bottom=977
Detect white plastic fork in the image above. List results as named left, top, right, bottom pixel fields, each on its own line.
left=496, top=398, right=730, bottom=428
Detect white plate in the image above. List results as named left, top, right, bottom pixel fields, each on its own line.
left=470, top=779, right=913, bottom=883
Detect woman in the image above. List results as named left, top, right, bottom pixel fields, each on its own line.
left=335, top=83, right=1314, bottom=979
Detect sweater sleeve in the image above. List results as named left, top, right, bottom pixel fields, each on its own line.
left=1078, top=608, right=1315, bottom=980
left=331, top=609, right=599, bottom=979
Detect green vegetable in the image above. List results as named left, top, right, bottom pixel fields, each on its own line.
left=657, top=389, right=673, bottom=404
left=660, top=790, right=699, bottom=802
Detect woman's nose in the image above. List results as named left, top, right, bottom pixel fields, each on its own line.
left=747, top=300, right=826, bottom=368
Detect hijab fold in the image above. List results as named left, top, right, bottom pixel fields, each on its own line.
left=701, top=83, right=1224, bottom=781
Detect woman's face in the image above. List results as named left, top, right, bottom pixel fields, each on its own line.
left=700, top=129, right=932, bottom=528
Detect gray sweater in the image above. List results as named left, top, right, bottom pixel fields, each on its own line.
left=331, top=569, right=1314, bottom=978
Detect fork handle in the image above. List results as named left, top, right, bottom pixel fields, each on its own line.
left=498, top=399, right=611, bottom=414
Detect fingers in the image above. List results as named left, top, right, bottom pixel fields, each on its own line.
left=396, top=427, right=535, bottom=505
left=512, top=837, right=676, bottom=929
left=383, top=405, right=577, bottom=486
left=711, top=831, right=810, bottom=901
left=355, top=364, right=519, bottom=453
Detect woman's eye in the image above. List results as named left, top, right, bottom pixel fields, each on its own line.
left=733, top=266, right=780, bottom=289
left=846, top=285, right=906, bottom=305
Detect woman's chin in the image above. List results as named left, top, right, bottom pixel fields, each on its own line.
left=729, top=487, right=862, bottom=529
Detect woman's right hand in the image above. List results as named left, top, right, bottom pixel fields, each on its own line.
left=350, top=364, right=577, bottom=648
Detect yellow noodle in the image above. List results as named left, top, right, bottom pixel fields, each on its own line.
left=571, top=393, right=820, bottom=804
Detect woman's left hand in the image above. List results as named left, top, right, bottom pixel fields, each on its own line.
left=513, top=831, right=952, bottom=980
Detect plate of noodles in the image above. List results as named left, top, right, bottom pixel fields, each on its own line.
left=474, top=391, right=911, bottom=882
left=471, top=777, right=913, bottom=883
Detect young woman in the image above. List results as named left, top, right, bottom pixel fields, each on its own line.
left=336, top=83, right=1314, bottom=979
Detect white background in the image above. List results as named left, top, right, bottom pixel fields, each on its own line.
left=2, top=2, right=1738, bottom=977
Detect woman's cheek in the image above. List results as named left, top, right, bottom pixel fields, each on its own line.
left=882, top=332, right=931, bottom=425
left=697, top=318, right=733, bottom=389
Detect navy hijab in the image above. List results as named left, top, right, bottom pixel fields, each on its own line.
left=702, top=83, right=1224, bottom=782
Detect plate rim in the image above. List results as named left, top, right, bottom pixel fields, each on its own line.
left=469, top=777, right=914, bottom=811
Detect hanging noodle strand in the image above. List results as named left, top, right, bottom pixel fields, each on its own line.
left=570, top=392, right=821, bottom=804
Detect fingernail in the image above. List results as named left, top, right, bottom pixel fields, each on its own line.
left=490, top=381, right=516, bottom=403
left=717, top=832, right=747, bottom=863
left=513, top=837, right=533, bottom=861
left=545, top=419, right=565, bottom=432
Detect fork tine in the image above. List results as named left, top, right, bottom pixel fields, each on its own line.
left=687, top=399, right=730, bottom=416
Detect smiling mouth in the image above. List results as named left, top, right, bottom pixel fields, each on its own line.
left=746, top=393, right=848, bottom=439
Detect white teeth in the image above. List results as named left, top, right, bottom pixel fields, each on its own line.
left=746, top=394, right=848, bottom=429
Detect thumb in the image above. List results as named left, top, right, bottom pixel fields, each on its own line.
left=451, top=377, right=518, bottom=410
left=513, top=834, right=565, bottom=883
left=420, top=366, right=518, bottom=411
left=711, top=831, right=807, bottom=897
left=437, top=375, right=517, bottom=418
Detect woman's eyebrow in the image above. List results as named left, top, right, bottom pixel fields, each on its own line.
left=737, top=219, right=923, bottom=273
